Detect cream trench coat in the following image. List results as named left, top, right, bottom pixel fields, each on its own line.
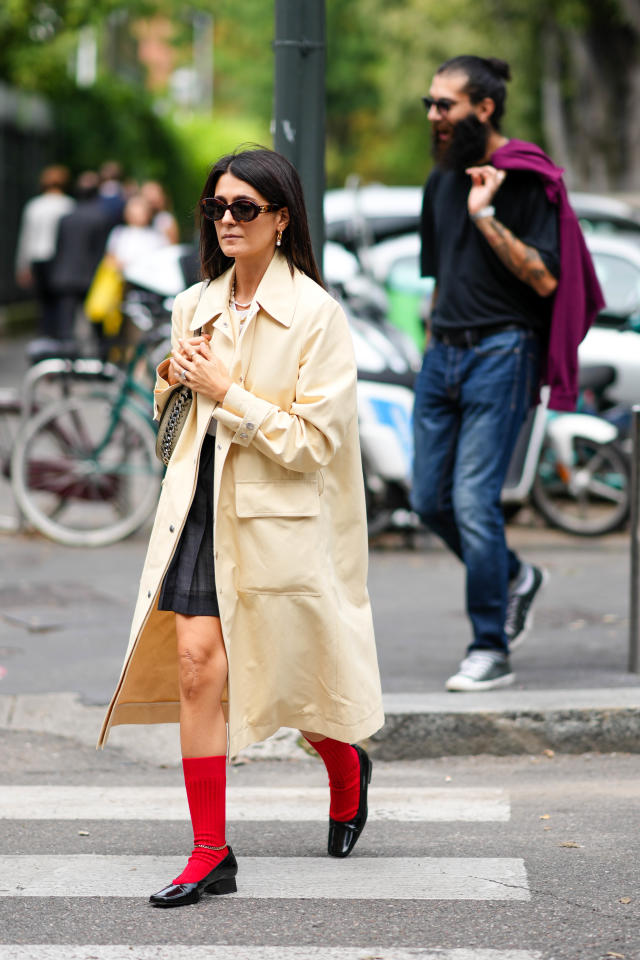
left=98, top=252, right=384, bottom=756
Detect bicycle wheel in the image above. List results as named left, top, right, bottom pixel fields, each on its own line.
left=0, top=388, right=21, bottom=483
left=532, top=436, right=630, bottom=536
left=11, top=393, right=162, bottom=546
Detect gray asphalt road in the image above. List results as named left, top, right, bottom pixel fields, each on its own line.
left=0, top=329, right=636, bottom=702
left=1, top=730, right=639, bottom=960
left=0, top=521, right=634, bottom=704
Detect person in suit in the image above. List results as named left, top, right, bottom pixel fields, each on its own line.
left=48, top=171, right=113, bottom=343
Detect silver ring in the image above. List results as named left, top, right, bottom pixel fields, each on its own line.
left=181, top=370, right=187, bottom=381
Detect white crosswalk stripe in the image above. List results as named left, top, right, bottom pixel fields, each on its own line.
left=0, top=779, right=533, bottom=956
left=0, top=854, right=530, bottom=900
left=0, top=785, right=510, bottom=822
left=0, top=948, right=545, bottom=960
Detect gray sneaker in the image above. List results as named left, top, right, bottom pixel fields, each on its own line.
left=506, top=564, right=548, bottom=651
left=445, top=650, right=514, bottom=692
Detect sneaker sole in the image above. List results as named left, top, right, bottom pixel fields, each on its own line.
left=445, top=671, right=515, bottom=692
left=507, top=568, right=550, bottom=652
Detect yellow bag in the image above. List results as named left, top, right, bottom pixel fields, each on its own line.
left=84, top=258, right=124, bottom=337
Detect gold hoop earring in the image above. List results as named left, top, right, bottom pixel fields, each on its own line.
left=276, top=231, right=282, bottom=248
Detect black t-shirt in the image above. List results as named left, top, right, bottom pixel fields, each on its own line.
left=420, top=166, right=560, bottom=334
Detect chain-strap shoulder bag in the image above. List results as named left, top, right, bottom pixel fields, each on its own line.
left=155, top=282, right=209, bottom=466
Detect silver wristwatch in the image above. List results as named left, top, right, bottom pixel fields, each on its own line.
left=470, top=205, right=496, bottom=221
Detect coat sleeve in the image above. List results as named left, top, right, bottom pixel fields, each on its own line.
left=214, top=298, right=357, bottom=473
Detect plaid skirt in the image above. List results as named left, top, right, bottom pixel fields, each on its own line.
left=157, top=434, right=220, bottom=617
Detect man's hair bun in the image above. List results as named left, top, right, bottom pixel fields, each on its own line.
left=486, top=58, right=511, bottom=81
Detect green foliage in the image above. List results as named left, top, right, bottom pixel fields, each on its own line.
left=166, top=109, right=272, bottom=226
left=0, top=0, right=158, bottom=86
left=5, top=0, right=638, bottom=196
left=48, top=74, right=201, bottom=236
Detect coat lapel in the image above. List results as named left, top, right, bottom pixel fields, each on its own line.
left=189, top=253, right=300, bottom=423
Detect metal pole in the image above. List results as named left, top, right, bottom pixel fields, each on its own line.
left=630, top=405, right=640, bottom=672
left=273, top=0, right=326, bottom=274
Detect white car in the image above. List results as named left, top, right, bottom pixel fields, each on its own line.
left=324, top=185, right=422, bottom=250
left=579, top=234, right=640, bottom=407
left=354, top=228, right=640, bottom=410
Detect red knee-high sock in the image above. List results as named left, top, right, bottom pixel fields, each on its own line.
left=173, top=755, right=227, bottom=884
left=305, top=737, right=360, bottom=821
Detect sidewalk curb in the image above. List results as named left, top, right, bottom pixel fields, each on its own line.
left=2, top=690, right=640, bottom=763
left=371, top=690, right=640, bottom=759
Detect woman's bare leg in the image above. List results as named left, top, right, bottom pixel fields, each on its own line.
left=300, top=730, right=324, bottom=742
left=152, top=613, right=234, bottom=896
left=176, top=613, right=228, bottom=757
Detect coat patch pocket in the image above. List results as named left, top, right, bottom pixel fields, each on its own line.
left=234, top=481, right=322, bottom=595
left=235, top=480, right=320, bottom=518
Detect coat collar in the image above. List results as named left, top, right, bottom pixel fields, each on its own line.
left=189, top=251, right=298, bottom=332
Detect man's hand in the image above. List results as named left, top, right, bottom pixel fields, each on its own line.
left=466, top=165, right=507, bottom=216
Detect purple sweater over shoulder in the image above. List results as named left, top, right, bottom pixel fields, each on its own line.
left=492, top=139, right=604, bottom=411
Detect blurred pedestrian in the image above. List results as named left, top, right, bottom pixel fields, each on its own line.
left=140, top=180, right=180, bottom=244
left=412, top=55, right=604, bottom=691
left=98, top=160, right=127, bottom=226
left=14, top=165, right=75, bottom=337
left=104, top=192, right=169, bottom=272
left=99, top=146, right=384, bottom=907
left=48, top=171, right=112, bottom=342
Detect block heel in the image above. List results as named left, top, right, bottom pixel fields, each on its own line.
left=149, top=845, right=238, bottom=907
left=207, top=876, right=237, bottom=896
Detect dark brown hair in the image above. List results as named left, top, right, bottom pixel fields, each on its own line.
left=199, top=146, right=323, bottom=286
left=437, top=56, right=511, bottom=131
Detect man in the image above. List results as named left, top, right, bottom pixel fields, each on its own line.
left=412, top=55, right=603, bottom=692
left=49, top=171, right=113, bottom=343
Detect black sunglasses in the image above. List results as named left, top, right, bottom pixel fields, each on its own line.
left=200, top=198, right=281, bottom=223
left=422, top=96, right=458, bottom=116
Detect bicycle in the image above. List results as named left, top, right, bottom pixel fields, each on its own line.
left=9, top=313, right=169, bottom=547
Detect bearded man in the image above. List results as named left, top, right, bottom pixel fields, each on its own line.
left=412, top=55, right=603, bottom=691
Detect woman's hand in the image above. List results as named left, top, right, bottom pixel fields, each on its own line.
left=166, top=334, right=211, bottom=386
left=172, top=337, right=232, bottom=403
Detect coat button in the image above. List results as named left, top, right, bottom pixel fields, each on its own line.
left=147, top=590, right=151, bottom=598
left=217, top=443, right=222, bottom=450
left=246, top=422, right=254, bottom=430
left=169, top=524, right=175, bottom=532
left=239, top=433, right=248, bottom=440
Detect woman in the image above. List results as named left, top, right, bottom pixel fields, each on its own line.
left=104, top=193, right=168, bottom=272
left=140, top=180, right=180, bottom=244
left=99, top=147, right=384, bottom=907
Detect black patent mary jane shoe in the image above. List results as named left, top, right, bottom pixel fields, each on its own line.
left=149, top=846, right=238, bottom=908
left=327, top=745, right=372, bottom=858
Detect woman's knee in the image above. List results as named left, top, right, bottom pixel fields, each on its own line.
left=178, top=645, right=226, bottom=700
left=177, top=625, right=226, bottom=701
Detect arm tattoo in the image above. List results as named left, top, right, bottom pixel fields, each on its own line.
left=476, top=216, right=557, bottom=297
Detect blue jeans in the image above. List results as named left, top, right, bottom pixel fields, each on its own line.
left=411, top=327, right=540, bottom=655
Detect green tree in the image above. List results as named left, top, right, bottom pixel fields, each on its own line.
left=5, top=0, right=637, bottom=193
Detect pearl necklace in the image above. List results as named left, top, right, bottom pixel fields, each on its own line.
left=230, top=278, right=251, bottom=310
